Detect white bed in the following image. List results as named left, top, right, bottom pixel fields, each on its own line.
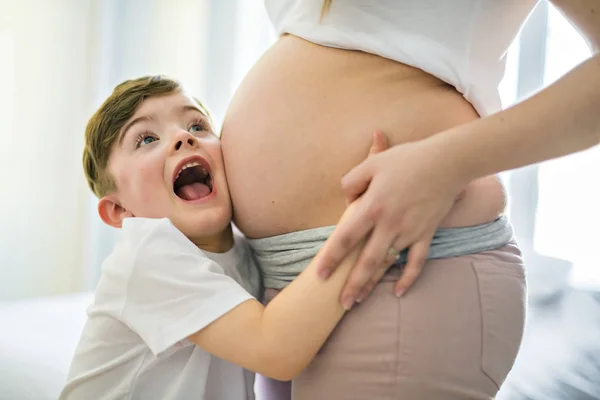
left=0, top=292, right=93, bottom=400
left=1, top=288, right=598, bottom=400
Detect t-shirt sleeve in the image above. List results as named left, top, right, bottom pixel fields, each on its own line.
left=119, top=219, right=255, bottom=356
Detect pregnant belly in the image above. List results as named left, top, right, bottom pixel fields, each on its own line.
left=221, top=35, right=506, bottom=239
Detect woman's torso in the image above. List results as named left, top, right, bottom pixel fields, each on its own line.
left=222, top=35, right=507, bottom=238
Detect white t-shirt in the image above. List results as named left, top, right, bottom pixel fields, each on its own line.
left=60, top=218, right=262, bottom=400
left=265, top=0, right=538, bottom=116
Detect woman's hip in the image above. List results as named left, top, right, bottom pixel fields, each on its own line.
left=291, top=244, right=527, bottom=399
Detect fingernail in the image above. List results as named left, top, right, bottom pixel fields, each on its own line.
left=318, top=268, right=332, bottom=279
left=342, top=296, right=355, bottom=310
left=355, top=288, right=368, bottom=303
left=395, top=288, right=406, bottom=298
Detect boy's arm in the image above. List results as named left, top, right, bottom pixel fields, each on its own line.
left=188, top=228, right=359, bottom=381
left=187, top=132, right=388, bottom=381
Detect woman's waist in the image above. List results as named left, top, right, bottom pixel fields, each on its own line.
left=221, top=37, right=503, bottom=238
left=231, top=178, right=506, bottom=238
left=249, top=216, right=516, bottom=290
left=223, top=127, right=506, bottom=239
left=222, top=104, right=507, bottom=237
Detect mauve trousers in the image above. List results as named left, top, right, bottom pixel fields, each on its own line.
left=256, top=243, right=527, bottom=400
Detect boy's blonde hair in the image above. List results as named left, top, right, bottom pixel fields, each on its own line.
left=83, top=75, right=209, bottom=198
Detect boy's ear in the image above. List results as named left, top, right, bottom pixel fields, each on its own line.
left=98, top=195, right=133, bottom=228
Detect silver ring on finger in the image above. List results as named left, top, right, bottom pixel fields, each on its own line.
left=387, top=246, right=401, bottom=261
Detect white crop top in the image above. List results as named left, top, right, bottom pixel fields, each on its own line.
left=265, top=0, right=539, bottom=116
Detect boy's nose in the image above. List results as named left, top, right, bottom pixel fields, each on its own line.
left=171, top=132, right=199, bottom=152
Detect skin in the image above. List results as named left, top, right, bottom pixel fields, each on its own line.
left=314, top=0, right=600, bottom=309
left=96, top=91, right=389, bottom=380
left=221, top=15, right=502, bottom=309
left=221, top=1, right=600, bottom=311
left=98, top=92, right=233, bottom=252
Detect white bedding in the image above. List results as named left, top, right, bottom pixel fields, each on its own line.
left=2, top=289, right=598, bottom=400
left=0, top=292, right=93, bottom=400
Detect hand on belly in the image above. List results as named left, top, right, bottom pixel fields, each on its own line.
left=314, top=133, right=479, bottom=311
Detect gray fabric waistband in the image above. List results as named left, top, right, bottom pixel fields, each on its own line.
left=248, top=216, right=514, bottom=289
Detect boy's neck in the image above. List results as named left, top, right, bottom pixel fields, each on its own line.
left=192, top=224, right=234, bottom=253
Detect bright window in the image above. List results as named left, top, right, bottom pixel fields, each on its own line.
left=535, top=6, right=599, bottom=289
left=0, top=30, right=14, bottom=140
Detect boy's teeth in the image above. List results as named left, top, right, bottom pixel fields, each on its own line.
left=176, top=161, right=201, bottom=179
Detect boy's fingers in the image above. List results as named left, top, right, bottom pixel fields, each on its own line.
left=316, top=200, right=374, bottom=279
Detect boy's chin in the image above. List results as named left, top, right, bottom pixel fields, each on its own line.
left=179, top=220, right=234, bottom=252
left=173, top=210, right=232, bottom=236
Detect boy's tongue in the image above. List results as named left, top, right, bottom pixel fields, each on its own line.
left=177, top=183, right=211, bottom=201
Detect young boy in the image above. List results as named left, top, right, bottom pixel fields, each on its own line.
left=60, top=75, right=388, bottom=400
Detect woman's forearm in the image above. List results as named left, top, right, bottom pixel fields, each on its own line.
left=438, top=53, right=600, bottom=183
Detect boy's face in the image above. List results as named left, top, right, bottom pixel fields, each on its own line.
left=100, top=92, right=232, bottom=245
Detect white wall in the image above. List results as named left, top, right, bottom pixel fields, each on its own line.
left=0, top=0, right=213, bottom=300
left=1, top=0, right=96, bottom=299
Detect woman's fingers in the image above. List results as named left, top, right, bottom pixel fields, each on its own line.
left=355, top=256, right=391, bottom=303
left=368, top=129, right=389, bottom=156
left=394, top=238, right=432, bottom=297
left=341, top=160, right=373, bottom=205
left=317, top=130, right=389, bottom=278
left=333, top=135, right=464, bottom=304
left=353, top=236, right=432, bottom=304
left=355, top=279, right=377, bottom=304
left=343, top=130, right=389, bottom=205
left=341, top=160, right=377, bottom=206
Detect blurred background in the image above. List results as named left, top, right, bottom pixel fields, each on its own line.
left=0, top=0, right=598, bottom=399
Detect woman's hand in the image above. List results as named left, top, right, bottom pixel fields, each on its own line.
left=317, top=134, right=469, bottom=309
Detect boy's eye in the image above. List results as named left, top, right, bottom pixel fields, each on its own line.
left=135, top=133, right=158, bottom=148
left=189, top=124, right=204, bottom=133
left=188, top=118, right=210, bottom=134
left=142, top=136, right=157, bottom=145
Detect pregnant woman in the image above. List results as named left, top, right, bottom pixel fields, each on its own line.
left=221, top=1, right=600, bottom=398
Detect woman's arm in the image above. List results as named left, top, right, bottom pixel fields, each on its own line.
left=437, top=56, right=600, bottom=181
left=425, top=0, right=600, bottom=183
left=187, top=131, right=389, bottom=381
left=313, top=0, right=600, bottom=308
left=551, top=0, right=600, bottom=52
left=443, top=0, right=600, bottom=179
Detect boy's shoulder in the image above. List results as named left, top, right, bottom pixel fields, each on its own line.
left=98, top=218, right=219, bottom=291
left=111, top=217, right=208, bottom=265
left=202, top=234, right=262, bottom=299
left=100, top=217, right=261, bottom=298
left=120, top=217, right=197, bottom=253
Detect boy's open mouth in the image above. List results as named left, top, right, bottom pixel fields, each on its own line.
left=173, top=161, right=213, bottom=201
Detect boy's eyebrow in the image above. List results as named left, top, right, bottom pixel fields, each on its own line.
left=178, top=104, right=205, bottom=116
left=118, top=114, right=155, bottom=146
